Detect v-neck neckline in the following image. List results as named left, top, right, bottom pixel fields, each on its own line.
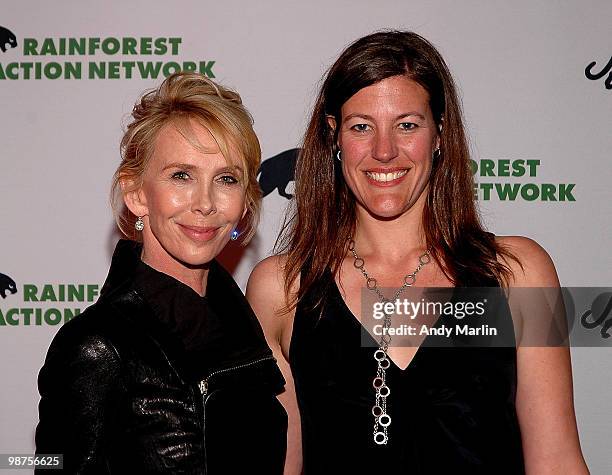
left=330, top=276, right=452, bottom=372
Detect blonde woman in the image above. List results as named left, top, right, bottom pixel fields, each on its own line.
left=35, top=72, right=287, bottom=474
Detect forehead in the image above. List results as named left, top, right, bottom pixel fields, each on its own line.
left=341, top=75, right=431, bottom=118
left=150, top=118, right=243, bottom=169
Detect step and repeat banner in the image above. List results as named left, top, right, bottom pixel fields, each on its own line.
left=1, top=1, right=611, bottom=472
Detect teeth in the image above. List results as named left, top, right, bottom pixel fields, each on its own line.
left=366, top=170, right=408, bottom=182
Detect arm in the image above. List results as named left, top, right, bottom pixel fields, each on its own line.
left=35, top=323, right=122, bottom=474
left=247, top=255, right=303, bottom=475
left=497, top=236, right=589, bottom=474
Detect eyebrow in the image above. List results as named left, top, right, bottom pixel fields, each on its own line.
left=217, top=165, right=243, bottom=173
left=344, top=112, right=426, bottom=122
left=162, top=162, right=243, bottom=173
left=162, top=162, right=198, bottom=172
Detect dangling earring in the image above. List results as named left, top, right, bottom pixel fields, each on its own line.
left=433, top=149, right=441, bottom=160
left=335, top=150, right=342, bottom=162
left=230, top=229, right=239, bottom=241
left=135, top=216, right=144, bottom=231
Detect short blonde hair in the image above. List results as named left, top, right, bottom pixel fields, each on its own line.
left=111, top=72, right=262, bottom=243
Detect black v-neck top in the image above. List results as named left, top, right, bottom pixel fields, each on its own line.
left=289, top=270, right=525, bottom=474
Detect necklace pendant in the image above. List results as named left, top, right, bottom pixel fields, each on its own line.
left=348, top=238, right=432, bottom=446
left=374, top=431, right=388, bottom=445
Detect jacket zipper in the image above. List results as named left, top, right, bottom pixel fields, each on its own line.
left=198, top=354, right=276, bottom=473
left=198, top=354, right=276, bottom=397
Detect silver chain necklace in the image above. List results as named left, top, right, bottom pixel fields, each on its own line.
left=348, top=238, right=432, bottom=445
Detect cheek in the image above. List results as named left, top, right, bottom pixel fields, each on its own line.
left=339, top=134, right=369, bottom=159
left=215, top=187, right=247, bottom=220
left=144, top=183, right=191, bottom=219
left=406, top=140, right=435, bottom=160
left=339, top=138, right=368, bottom=184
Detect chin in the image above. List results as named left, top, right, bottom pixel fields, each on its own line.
left=370, top=210, right=406, bottom=220
left=184, top=246, right=223, bottom=266
left=180, top=254, right=213, bottom=267
left=164, top=241, right=221, bottom=268
left=145, top=226, right=228, bottom=269
left=362, top=197, right=411, bottom=219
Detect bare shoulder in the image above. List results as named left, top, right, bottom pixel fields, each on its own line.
left=246, top=254, right=298, bottom=342
left=247, top=254, right=291, bottom=307
left=248, top=253, right=286, bottom=286
left=495, top=235, right=560, bottom=287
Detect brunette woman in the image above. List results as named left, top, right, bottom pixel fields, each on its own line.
left=247, top=31, right=588, bottom=474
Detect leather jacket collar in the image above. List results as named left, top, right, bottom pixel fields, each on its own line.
left=99, top=239, right=273, bottom=381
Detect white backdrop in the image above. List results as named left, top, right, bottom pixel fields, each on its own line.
left=1, top=1, right=610, bottom=472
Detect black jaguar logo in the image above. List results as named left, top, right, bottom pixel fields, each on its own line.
left=585, top=56, right=612, bottom=90
left=258, top=148, right=299, bottom=200
left=581, top=292, right=612, bottom=339
left=0, top=26, right=17, bottom=53
left=0, top=272, right=17, bottom=298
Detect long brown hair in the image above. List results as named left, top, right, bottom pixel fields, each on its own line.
left=276, top=30, right=519, bottom=312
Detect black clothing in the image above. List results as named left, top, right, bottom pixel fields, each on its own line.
left=35, top=240, right=287, bottom=474
left=290, top=271, right=525, bottom=474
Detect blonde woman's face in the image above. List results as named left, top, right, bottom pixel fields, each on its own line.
left=136, top=120, right=246, bottom=271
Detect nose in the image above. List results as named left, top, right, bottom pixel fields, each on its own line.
left=192, top=183, right=216, bottom=216
left=372, top=129, right=398, bottom=162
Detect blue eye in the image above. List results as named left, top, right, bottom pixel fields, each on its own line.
left=171, top=171, right=190, bottom=180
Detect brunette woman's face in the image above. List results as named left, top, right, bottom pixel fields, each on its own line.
left=335, top=75, right=439, bottom=220
left=128, top=120, right=246, bottom=272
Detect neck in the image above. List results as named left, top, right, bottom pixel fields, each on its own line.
left=352, top=201, right=427, bottom=263
left=140, top=234, right=209, bottom=297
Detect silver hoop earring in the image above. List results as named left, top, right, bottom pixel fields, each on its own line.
left=336, top=150, right=342, bottom=162
left=433, top=149, right=441, bottom=160
left=135, top=216, right=144, bottom=231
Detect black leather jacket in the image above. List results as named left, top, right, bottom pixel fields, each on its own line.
left=35, top=240, right=287, bottom=474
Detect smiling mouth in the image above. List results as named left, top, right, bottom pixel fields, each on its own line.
left=365, top=170, right=408, bottom=183
left=178, top=224, right=220, bottom=242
